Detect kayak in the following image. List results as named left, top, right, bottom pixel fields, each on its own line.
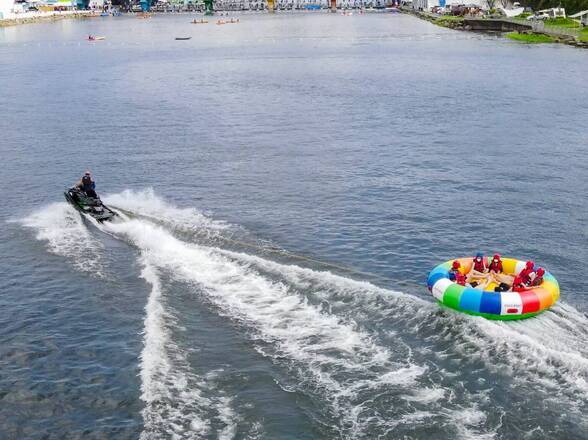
left=175, top=37, right=192, bottom=40
left=427, top=257, right=560, bottom=320
left=64, top=188, right=116, bottom=222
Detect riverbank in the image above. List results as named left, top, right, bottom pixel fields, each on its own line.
left=403, top=8, right=588, bottom=49
left=0, top=10, right=97, bottom=27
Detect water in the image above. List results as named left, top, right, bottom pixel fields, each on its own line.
left=1, top=12, right=588, bottom=439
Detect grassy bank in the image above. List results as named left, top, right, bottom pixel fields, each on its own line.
left=506, top=32, right=556, bottom=43
left=435, top=16, right=465, bottom=25
left=404, top=8, right=587, bottom=48
left=544, top=17, right=580, bottom=28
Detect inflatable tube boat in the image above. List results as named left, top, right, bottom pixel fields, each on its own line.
left=427, top=257, right=559, bottom=320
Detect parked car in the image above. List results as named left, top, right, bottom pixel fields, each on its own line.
left=527, top=13, right=549, bottom=20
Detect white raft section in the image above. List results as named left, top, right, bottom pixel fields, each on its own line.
left=430, top=277, right=525, bottom=316
left=432, top=278, right=453, bottom=301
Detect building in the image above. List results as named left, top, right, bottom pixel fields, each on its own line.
left=412, top=0, right=487, bottom=11
left=569, top=9, right=588, bottom=26
left=537, top=7, right=566, bottom=19
left=0, top=0, right=15, bottom=18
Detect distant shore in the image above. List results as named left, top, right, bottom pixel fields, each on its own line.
left=402, top=7, right=588, bottom=49
left=0, top=10, right=98, bottom=27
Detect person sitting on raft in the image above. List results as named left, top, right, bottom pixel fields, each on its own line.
left=468, top=253, right=491, bottom=289
left=488, top=254, right=513, bottom=292
left=512, top=275, right=527, bottom=292
left=511, top=261, right=536, bottom=292
left=488, top=254, right=502, bottom=274
left=76, top=171, right=98, bottom=198
left=471, top=253, right=488, bottom=274
left=528, top=267, right=545, bottom=287
left=449, top=260, right=467, bottom=286
left=518, top=261, right=535, bottom=285
left=449, top=272, right=467, bottom=286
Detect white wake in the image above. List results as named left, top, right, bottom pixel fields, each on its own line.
left=20, top=202, right=107, bottom=277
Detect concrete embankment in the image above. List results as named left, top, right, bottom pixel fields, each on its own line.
left=0, top=11, right=97, bottom=27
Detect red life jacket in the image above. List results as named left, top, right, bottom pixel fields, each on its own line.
left=489, top=259, right=502, bottom=273
left=455, top=272, right=466, bottom=286
left=450, top=269, right=466, bottom=286
left=512, top=276, right=527, bottom=292
left=473, top=258, right=487, bottom=273
left=518, top=268, right=533, bottom=285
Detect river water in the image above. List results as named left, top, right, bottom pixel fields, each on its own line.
left=1, top=11, right=588, bottom=440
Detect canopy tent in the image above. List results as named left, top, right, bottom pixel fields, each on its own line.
left=569, top=9, right=588, bottom=25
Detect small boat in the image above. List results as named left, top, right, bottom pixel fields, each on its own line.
left=191, top=19, right=208, bottom=24
left=64, top=188, right=117, bottom=222
left=88, top=36, right=106, bottom=41
left=175, top=37, right=192, bottom=40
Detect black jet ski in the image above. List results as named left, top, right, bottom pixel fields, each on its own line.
left=64, top=187, right=117, bottom=222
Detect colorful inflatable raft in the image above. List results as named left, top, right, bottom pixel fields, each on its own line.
left=427, top=257, right=559, bottom=320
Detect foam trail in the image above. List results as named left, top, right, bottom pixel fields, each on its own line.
left=223, top=250, right=588, bottom=409
left=104, top=189, right=229, bottom=237
left=139, top=262, right=238, bottom=439
left=102, top=218, right=496, bottom=438
left=139, top=262, right=209, bottom=439
left=20, top=202, right=106, bottom=277
left=19, top=198, right=241, bottom=438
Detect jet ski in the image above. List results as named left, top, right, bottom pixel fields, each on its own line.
left=64, top=187, right=117, bottom=222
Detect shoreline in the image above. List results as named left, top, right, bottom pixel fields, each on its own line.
left=402, top=7, right=588, bottom=49
left=2, top=7, right=587, bottom=49
left=0, top=10, right=98, bottom=27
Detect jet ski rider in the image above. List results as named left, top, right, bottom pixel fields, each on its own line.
left=76, top=171, right=98, bottom=198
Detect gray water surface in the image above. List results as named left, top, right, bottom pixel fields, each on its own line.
left=1, top=12, right=588, bottom=439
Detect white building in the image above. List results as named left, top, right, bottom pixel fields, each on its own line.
left=412, top=0, right=487, bottom=12
left=537, top=7, right=566, bottom=18
left=570, top=9, right=588, bottom=26
left=0, top=0, right=15, bottom=19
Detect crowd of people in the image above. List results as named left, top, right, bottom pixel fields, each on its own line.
left=448, top=253, right=545, bottom=293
